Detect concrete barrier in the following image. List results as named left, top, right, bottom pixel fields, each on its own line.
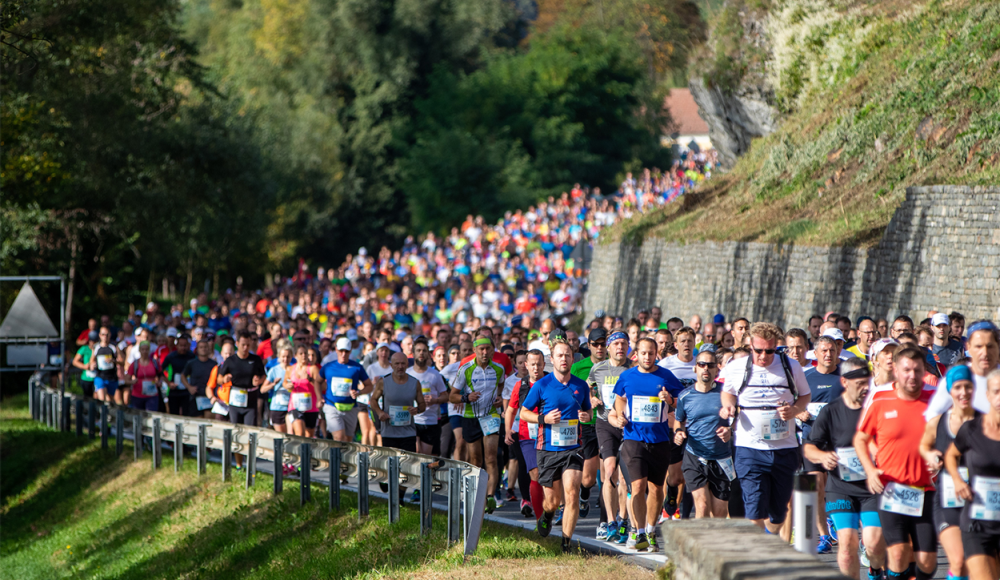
left=660, top=519, right=851, bottom=580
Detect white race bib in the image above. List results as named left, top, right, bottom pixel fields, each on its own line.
left=880, top=482, right=925, bottom=517
left=749, top=409, right=790, bottom=441
left=141, top=380, right=158, bottom=397
left=479, top=414, right=501, bottom=436
left=229, top=387, right=249, bottom=407
left=270, top=390, right=291, bottom=411
left=528, top=422, right=539, bottom=440
left=551, top=420, right=578, bottom=447
left=196, top=396, right=213, bottom=411
left=389, top=405, right=412, bottom=426
left=331, top=378, right=352, bottom=398
left=970, top=476, right=1000, bottom=521
left=631, top=396, right=662, bottom=423
left=836, top=447, right=867, bottom=482
left=291, top=392, right=312, bottom=412
left=600, top=383, right=616, bottom=409
left=806, top=402, right=828, bottom=420
left=940, top=467, right=969, bottom=509
left=174, top=373, right=184, bottom=387
left=211, top=400, right=229, bottom=415
left=97, top=354, right=114, bottom=371
left=718, top=456, right=736, bottom=481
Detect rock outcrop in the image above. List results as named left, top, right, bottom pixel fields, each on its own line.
left=689, top=76, right=780, bottom=168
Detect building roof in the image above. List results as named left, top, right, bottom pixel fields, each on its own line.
left=664, top=88, right=709, bottom=136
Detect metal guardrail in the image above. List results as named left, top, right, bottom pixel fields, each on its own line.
left=29, top=382, right=489, bottom=558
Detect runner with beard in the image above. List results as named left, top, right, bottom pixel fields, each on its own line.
left=589, top=331, right=633, bottom=543
left=804, top=357, right=887, bottom=580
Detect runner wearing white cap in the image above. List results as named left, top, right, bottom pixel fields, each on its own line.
left=320, top=337, right=373, bottom=442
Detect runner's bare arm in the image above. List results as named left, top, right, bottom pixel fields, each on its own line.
left=853, top=429, right=884, bottom=494
left=944, top=441, right=972, bottom=501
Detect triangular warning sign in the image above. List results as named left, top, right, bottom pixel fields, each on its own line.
left=0, top=281, right=59, bottom=339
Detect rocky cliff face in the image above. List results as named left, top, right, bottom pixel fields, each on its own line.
left=689, top=76, right=779, bottom=168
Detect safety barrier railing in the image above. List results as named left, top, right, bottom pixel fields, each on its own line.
left=28, top=381, right=488, bottom=558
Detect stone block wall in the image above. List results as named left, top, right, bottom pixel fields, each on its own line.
left=584, top=186, right=1000, bottom=329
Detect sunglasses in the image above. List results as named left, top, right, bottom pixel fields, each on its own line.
left=696, top=361, right=718, bottom=369
left=590, top=341, right=606, bottom=347
left=752, top=348, right=776, bottom=355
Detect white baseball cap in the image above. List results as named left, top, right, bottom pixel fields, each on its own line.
left=870, top=338, right=899, bottom=361
left=335, top=337, right=352, bottom=351
left=165, top=327, right=179, bottom=337
left=822, top=328, right=845, bottom=342
left=931, top=312, right=950, bottom=327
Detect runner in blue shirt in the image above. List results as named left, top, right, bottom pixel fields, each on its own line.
left=520, top=340, right=592, bottom=552
left=613, top=338, right=684, bottom=552
left=320, top=337, right=372, bottom=442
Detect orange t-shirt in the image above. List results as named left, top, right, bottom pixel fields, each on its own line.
left=858, top=393, right=933, bottom=489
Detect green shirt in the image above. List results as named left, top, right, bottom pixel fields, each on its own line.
left=571, top=357, right=599, bottom=424
left=77, top=345, right=95, bottom=381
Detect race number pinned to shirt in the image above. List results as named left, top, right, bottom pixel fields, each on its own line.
left=749, top=409, right=790, bottom=441
left=141, top=380, right=158, bottom=397
left=970, top=476, right=1000, bottom=521
left=196, top=396, right=213, bottom=411
left=940, top=467, right=969, bottom=509
left=291, top=392, right=312, bottom=413
left=551, top=420, right=578, bottom=447
left=880, top=482, right=925, bottom=517
left=836, top=447, right=867, bottom=482
left=389, top=405, right=412, bottom=426
left=331, top=378, right=352, bottom=397
left=528, top=422, right=539, bottom=440
left=229, top=387, right=249, bottom=408
left=718, top=457, right=737, bottom=481
left=479, top=413, right=501, bottom=436
left=601, top=383, right=617, bottom=409
left=97, top=354, right=114, bottom=371
left=806, top=402, right=827, bottom=420
left=632, top=396, right=662, bottom=423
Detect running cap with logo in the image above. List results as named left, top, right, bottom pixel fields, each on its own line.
left=549, top=328, right=567, bottom=341
left=336, top=337, right=352, bottom=351
left=931, top=312, right=950, bottom=327
left=870, top=338, right=899, bottom=360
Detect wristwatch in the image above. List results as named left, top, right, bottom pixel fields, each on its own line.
left=461, top=393, right=470, bottom=404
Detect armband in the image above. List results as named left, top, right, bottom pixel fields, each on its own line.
left=461, top=393, right=470, bottom=404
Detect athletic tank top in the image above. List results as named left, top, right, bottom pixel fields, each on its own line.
left=380, top=374, right=420, bottom=439
left=287, top=366, right=319, bottom=413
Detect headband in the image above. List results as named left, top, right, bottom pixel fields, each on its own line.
left=473, top=337, right=493, bottom=348
left=967, top=320, right=999, bottom=339
left=841, top=367, right=871, bottom=380
left=607, top=331, right=628, bottom=344
left=945, top=364, right=973, bottom=393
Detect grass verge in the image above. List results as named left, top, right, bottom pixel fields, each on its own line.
left=0, top=394, right=651, bottom=580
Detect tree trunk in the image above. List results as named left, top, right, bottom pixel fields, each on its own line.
left=182, top=258, right=193, bottom=306
left=212, top=265, right=220, bottom=298
left=64, top=234, right=77, bottom=343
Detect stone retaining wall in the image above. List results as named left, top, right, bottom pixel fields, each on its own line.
left=585, top=186, right=1000, bottom=329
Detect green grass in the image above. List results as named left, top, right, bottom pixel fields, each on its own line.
left=0, top=394, right=645, bottom=580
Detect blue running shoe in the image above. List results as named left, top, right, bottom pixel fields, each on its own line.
left=817, top=534, right=835, bottom=554
left=826, top=516, right=838, bottom=545
left=553, top=506, right=563, bottom=525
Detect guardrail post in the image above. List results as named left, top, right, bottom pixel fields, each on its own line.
left=222, top=429, right=232, bottom=482
left=88, top=399, right=97, bottom=439
left=50, top=392, right=57, bottom=429
left=420, top=462, right=432, bottom=535
left=463, top=474, right=476, bottom=549
left=358, top=452, right=369, bottom=519
left=63, top=396, right=71, bottom=432
left=42, top=392, right=50, bottom=428
left=116, top=409, right=124, bottom=456
left=273, top=438, right=284, bottom=495
left=300, top=443, right=311, bottom=505
left=328, top=447, right=340, bottom=510
left=174, top=423, right=183, bottom=472
left=448, top=467, right=461, bottom=545
left=100, top=405, right=109, bottom=450
left=197, top=425, right=207, bottom=476
left=75, top=399, right=84, bottom=436
left=388, top=456, right=400, bottom=524
left=152, top=418, right=161, bottom=470
left=133, top=415, right=142, bottom=460
left=29, top=383, right=35, bottom=420
left=245, top=433, right=256, bottom=489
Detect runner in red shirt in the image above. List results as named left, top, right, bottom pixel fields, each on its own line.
left=854, top=346, right=938, bottom=580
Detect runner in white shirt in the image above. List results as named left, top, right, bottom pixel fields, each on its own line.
left=443, top=341, right=472, bottom=462
left=407, top=339, right=449, bottom=457
left=719, top=322, right=811, bottom=538
left=657, top=325, right=698, bottom=515
left=924, top=320, right=1000, bottom=419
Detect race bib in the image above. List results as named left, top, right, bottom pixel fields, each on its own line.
left=551, top=420, right=578, bottom=447
left=970, top=476, right=1000, bottom=521
left=940, top=467, right=969, bottom=509
left=806, top=402, right=828, bottom=420
left=291, top=392, right=312, bottom=412
left=196, top=396, right=213, bottom=411
left=229, top=387, right=249, bottom=408
left=389, top=405, right=412, bottom=426
left=750, top=409, right=790, bottom=441
left=141, top=380, right=158, bottom=397
left=356, top=393, right=371, bottom=406
left=631, top=396, right=662, bottom=423
left=270, top=390, right=291, bottom=411
left=836, top=447, right=867, bottom=482
left=880, top=482, right=925, bottom=517
left=479, top=414, right=501, bottom=436
left=211, top=400, right=230, bottom=416
left=601, top=384, right=616, bottom=409
left=83, top=370, right=96, bottom=381
left=528, top=422, right=539, bottom=440
left=718, top=456, right=736, bottom=481
left=97, top=354, right=114, bottom=371
left=331, top=378, right=352, bottom=397
left=174, top=373, right=184, bottom=387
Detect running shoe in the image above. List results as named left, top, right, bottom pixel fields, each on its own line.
left=648, top=533, right=659, bottom=553
left=537, top=512, right=554, bottom=538
left=827, top=516, right=838, bottom=545
left=494, top=491, right=504, bottom=508
left=379, top=482, right=389, bottom=493
left=607, top=523, right=621, bottom=543
left=580, top=497, right=591, bottom=518
left=658, top=508, right=668, bottom=525
left=859, top=540, right=870, bottom=568
left=596, top=522, right=608, bottom=540
left=520, top=500, right=533, bottom=518
left=817, top=534, right=835, bottom=554
left=410, top=489, right=421, bottom=504
left=506, top=489, right=518, bottom=504
left=486, top=496, right=497, bottom=514
left=865, top=569, right=881, bottom=580
left=615, top=522, right=629, bottom=545
left=626, top=533, right=638, bottom=550
left=553, top=506, right=563, bottom=525
left=634, top=532, right=649, bottom=551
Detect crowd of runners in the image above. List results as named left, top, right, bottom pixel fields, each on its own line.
left=60, top=152, right=1000, bottom=579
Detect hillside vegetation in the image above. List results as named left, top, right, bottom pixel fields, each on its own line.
left=610, top=0, right=1000, bottom=247
left=0, top=395, right=649, bottom=580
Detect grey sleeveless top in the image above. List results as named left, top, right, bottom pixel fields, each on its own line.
left=380, top=373, right=420, bottom=438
